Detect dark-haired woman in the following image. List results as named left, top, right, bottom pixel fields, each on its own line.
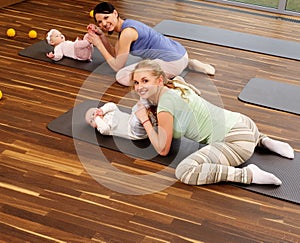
left=87, top=2, right=215, bottom=86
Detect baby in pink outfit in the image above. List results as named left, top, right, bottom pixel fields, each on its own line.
left=46, top=29, right=93, bottom=61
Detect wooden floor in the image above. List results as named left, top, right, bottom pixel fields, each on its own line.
left=1, top=0, right=300, bottom=242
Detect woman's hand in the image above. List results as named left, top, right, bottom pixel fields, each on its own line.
left=135, top=101, right=149, bottom=123
left=87, top=30, right=104, bottom=47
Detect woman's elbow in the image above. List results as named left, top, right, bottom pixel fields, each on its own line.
left=157, top=136, right=172, bottom=156
left=108, top=57, right=127, bottom=72
left=110, top=64, right=121, bottom=72
left=158, top=146, right=170, bottom=156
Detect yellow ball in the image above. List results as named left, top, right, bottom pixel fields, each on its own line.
left=7, top=28, right=16, bottom=37
left=89, top=10, right=94, bottom=18
left=28, top=30, right=37, bottom=39
left=0, top=90, right=2, bottom=100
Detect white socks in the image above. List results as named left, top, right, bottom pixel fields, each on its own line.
left=188, top=59, right=215, bottom=75
left=246, top=138, right=294, bottom=186
left=262, top=137, right=294, bottom=159
left=247, top=138, right=294, bottom=185
left=247, top=164, right=282, bottom=185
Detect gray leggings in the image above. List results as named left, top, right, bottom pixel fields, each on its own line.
left=175, top=114, right=267, bottom=185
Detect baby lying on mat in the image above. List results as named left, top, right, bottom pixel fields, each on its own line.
left=46, top=29, right=93, bottom=61
left=85, top=100, right=157, bottom=140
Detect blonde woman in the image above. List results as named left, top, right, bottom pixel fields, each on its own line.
left=131, top=60, right=294, bottom=186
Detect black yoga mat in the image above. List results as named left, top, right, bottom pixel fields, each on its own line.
left=154, top=20, right=300, bottom=61
left=238, top=78, right=300, bottom=115
left=47, top=99, right=202, bottom=167
left=18, top=40, right=142, bottom=75
left=47, top=100, right=300, bottom=204
left=234, top=148, right=299, bottom=204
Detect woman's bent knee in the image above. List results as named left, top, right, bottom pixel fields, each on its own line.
left=175, top=160, right=199, bottom=184
left=115, top=71, right=130, bottom=86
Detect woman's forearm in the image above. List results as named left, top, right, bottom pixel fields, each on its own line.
left=95, top=42, right=128, bottom=71
left=99, top=34, right=115, bottom=57
left=143, top=121, right=170, bottom=156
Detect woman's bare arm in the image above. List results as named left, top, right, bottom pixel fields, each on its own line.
left=135, top=103, right=173, bottom=156
left=145, top=111, right=173, bottom=156
left=87, top=24, right=115, bottom=56
left=87, top=27, right=137, bottom=71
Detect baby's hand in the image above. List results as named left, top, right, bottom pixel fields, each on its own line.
left=95, top=108, right=104, bottom=117
left=46, top=52, right=55, bottom=59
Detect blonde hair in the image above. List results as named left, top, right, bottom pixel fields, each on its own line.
left=130, top=59, right=168, bottom=84
left=131, top=59, right=202, bottom=97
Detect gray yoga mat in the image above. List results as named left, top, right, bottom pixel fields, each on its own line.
left=235, top=148, right=299, bottom=204
left=47, top=99, right=202, bottom=168
left=47, top=99, right=300, bottom=204
left=154, top=20, right=300, bottom=61
left=18, top=40, right=142, bottom=75
left=239, top=78, right=300, bottom=115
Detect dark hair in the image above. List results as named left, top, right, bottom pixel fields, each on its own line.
left=93, top=2, right=119, bottom=35
left=93, top=2, right=115, bottom=21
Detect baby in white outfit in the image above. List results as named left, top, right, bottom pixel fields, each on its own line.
left=85, top=100, right=157, bottom=140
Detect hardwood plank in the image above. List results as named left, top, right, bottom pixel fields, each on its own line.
left=1, top=0, right=300, bottom=242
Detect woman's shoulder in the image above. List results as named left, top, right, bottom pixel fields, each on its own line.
left=123, top=19, right=149, bottom=29
left=160, top=89, right=181, bottom=103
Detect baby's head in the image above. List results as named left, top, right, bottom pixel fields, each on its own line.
left=85, top=107, right=98, bottom=128
left=46, top=29, right=65, bottom=46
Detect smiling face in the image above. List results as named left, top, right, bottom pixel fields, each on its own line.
left=94, top=10, right=119, bottom=33
left=132, top=68, right=163, bottom=101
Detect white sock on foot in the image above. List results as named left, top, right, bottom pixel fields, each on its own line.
left=188, top=59, right=215, bottom=75
left=247, top=164, right=282, bottom=185
left=262, top=137, right=294, bottom=159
